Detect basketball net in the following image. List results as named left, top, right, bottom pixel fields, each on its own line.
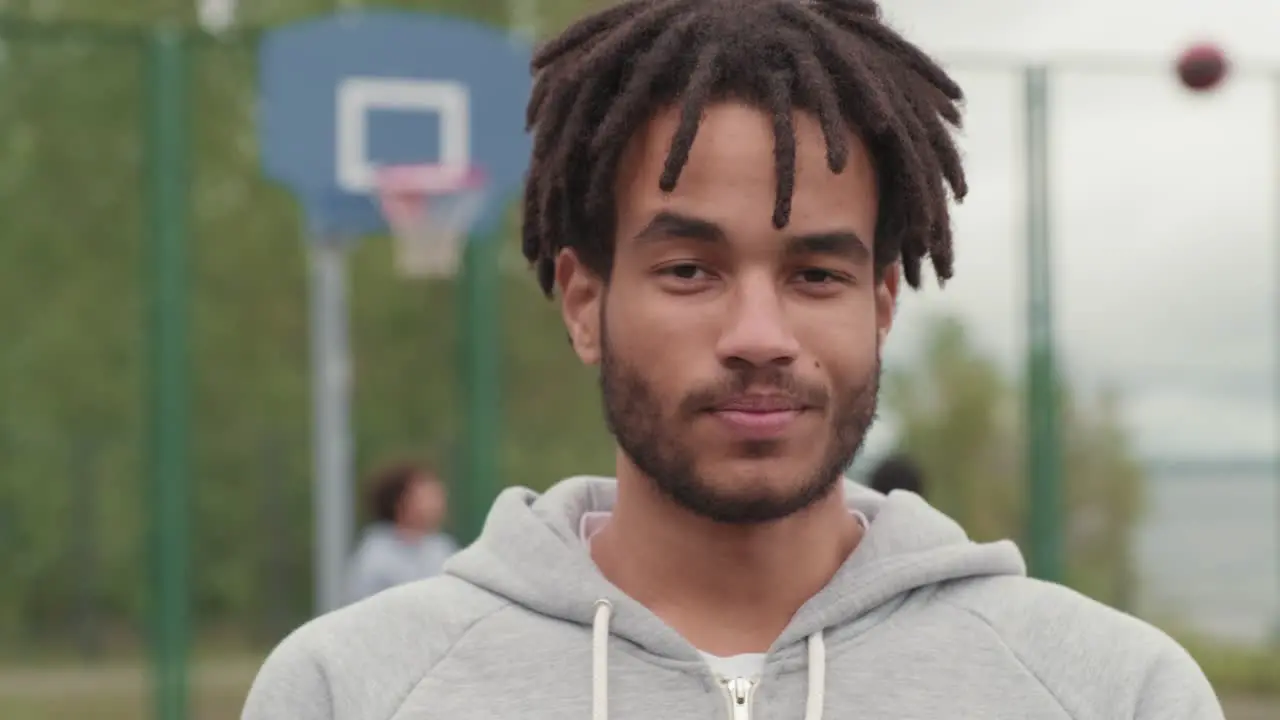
left=376, top=165, right=487, bottom=279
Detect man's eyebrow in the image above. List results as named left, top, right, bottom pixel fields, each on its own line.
left=633, top=211, right=726, bottom=243
left=785, top=231, right=871, bottom=263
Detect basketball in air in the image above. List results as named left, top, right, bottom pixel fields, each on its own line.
left=1175, top=42, right=1229, bottom=92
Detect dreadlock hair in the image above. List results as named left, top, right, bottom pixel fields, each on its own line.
left=522, top=0, right=968, bottom=297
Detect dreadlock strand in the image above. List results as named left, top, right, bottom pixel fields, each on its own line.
left=817, top=5, right=963, bottom=102
left=521, top=163, right=541, bottom=257
left=581, top=146, right=621, bottom=227
left=902, top=256, right=923, bottom=288
left=856, top=52, right=946, bottom=226
left=909, top=76, right=968, bottom=201
left=550, top=70, right=610, bottom=187
left=531, top=0, right=649, bottom=70
left=778, top=28, right=849, bottom=172
left=527, top=88, right=568, bottom=166
left=536, top=255, right=555, bottom=295
left=765, top=69, right=797, bottom=228
left=588, top=14, right=704, bottom=157
left=928, top=85, right=964, bottom=128
left=773, top=3, right=893, bottom=133
left=905, top=75, right=968, bottom=200
left=526, top=70, right=557, bottom=131
left=930, top=226, right=955, bottom=284
left=529, top=93, right=572, bottom=235
left=558, top=0, right=691, bottom=93
left=822, top=0, right=881, bottom=18
left=658, top=41, right=722, bottom=191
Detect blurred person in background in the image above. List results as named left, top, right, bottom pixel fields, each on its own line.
left=344, top=460, right=458, bottom=604
left=245, top=1, right=1221, bottom=718
left=866, top=452, right=926, bottom=499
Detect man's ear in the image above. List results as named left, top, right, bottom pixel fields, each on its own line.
left=875, top=262, right=901, bottom=347
left=557, top=248, right=604, bottom=365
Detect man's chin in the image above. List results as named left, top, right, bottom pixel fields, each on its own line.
left=666, top=461, right=843, bottom=524
left=698, top=452, right=825, bottom=483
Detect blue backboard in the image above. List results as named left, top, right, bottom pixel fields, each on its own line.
left=259, top=10, right=533, bottom=238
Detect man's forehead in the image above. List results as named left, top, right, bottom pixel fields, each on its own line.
left=621, top=103, right=873, bottom=191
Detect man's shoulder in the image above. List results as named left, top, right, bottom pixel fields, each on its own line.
left=938, top=574, right=1162, bottom=644
left=242, top=575, right=508, bottom=719
left=286, top=573, right=505, bottom=660
left=933, top=574, right=1221, bottom=718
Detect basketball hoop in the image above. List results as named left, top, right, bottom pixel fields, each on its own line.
left=376, top=164, right=488, bottom=279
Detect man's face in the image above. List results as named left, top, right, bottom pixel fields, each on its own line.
left=558, top=102, right=898, bottom=524
left=399, top=475, right=448, bottom=532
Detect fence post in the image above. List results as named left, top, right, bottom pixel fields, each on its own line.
left=456, top=233, right=502, bottom=546
left=70, top=433, right=101, bottom=660
left=259, top=433, right=290, bottom=642
left=144, top=25, right=190, bottom=720
left=1024, top=65, right=1064, bottom=584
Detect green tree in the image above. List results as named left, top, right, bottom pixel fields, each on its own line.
left=0, top=0, right=615, bottom=653
left=883, top=314, right=1145, bottom=609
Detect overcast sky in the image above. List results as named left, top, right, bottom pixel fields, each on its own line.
left=861, top=0, right=1280, bottom=460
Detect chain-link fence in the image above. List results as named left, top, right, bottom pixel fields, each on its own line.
left=0, top=7, right=1278, bottom=720
left=867, top=60, right=1280, bottom=646
left=0, top=12, right=606, bottom=718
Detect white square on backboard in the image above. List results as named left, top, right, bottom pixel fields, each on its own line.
left=335, top=77, right=471, bottom=194
left=198, top=0, right=237, bottom=33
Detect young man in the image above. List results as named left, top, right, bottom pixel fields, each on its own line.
left=866, top=452, right=927, bottom=499
left=244, top=1, right=1223, bottom=718
left=345, top=461, right=458, bottom=603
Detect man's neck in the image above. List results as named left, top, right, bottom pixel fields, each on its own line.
left=590, top=457, right=862, bottom=656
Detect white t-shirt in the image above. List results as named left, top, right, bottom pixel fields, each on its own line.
left=579, top=508, right=867, bottom=679
left=701, top=650, right=768, bottom=680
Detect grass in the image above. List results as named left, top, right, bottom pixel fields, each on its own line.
left=1184, top=638, right=1280, bottom=698
left=0, top=657, right=258, bottom=720
left=0, top=655, right=1276, bottom=719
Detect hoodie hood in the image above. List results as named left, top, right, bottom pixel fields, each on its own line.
left=246, top=475, right=1218, bottom=720
left=447, top=475, right=1025, bottom=661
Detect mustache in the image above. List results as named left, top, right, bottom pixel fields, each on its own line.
left=679, top=366, right=830, bottom=415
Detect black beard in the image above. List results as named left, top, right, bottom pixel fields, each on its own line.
left=599, top=311, right=879, bottom=525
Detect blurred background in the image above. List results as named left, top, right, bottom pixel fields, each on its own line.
left=0, top=0, right=1278, bottom=718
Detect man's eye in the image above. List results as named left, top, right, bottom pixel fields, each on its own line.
left=662, top=264, right=706, bottom=280
left=798, top=268, right=840, bottom=284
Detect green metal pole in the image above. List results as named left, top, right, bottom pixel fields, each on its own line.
left=144, top=26, right=190, bottom=720
left=456, top=233, right=502, bottom=547
left=1024, top=65, right=1064, bottom=584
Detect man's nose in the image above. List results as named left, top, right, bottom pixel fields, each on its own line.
left=714, top=276, right=800, bottom=369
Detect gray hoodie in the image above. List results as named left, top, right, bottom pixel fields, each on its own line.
left=243, top=476, right=1223, bottom=719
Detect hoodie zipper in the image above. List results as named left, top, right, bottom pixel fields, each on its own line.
left=721, top=676, right=757, bottom=720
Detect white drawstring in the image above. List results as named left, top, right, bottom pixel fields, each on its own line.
left=592, top=599, right=613, bottom=720
left=803, top=631, right=826, bottom=720
left=589, top=597, right=826, bottom=720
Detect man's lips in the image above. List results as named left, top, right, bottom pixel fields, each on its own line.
left=710, top=394, right=806, bottom=413
left=707, top=395, right=809, bottom=438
